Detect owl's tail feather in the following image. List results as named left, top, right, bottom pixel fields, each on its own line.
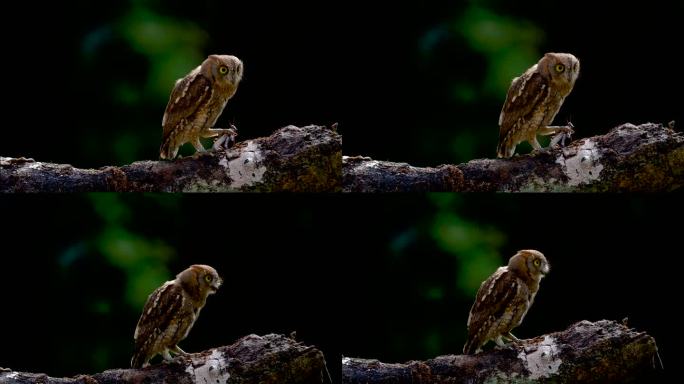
left=462, top=337, right=478, bottom=355
left=496, top=143, right=505, bottom=159
left=130, top=352, right=146, bottom=369
left=496, top=137, right=513, bottom=159
left=159, top=140, right=175, bottom=160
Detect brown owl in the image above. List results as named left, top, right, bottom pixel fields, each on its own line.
left=160, top=55, right=243, bottom=160
left=131, top=264, right=222, bottom=368
left=463, top=250, right=549, bottom=354
left=497, top=53, right=580, bottom=158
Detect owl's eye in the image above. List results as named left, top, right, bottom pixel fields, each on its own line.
left=533, top=259, right=541, bottom=267
left=204, top=275, right=213, bottom=283
left=219, top=66, right=228, bottom=75
left=554, top=64, right=565, bottom=73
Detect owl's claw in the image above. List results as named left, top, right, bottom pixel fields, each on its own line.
left=551, top=122, right=574, bottom=147
left=171, top=345, right=187, bottom=356
left=504, top=332, right=520, bottom=342
left=213, top=126, right=238, bottom=151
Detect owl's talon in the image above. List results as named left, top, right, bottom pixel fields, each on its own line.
left=213, top=127, right=239, bottom=151
left=551, top=129, right=573, bottom=148
left=171, top=345, right=187, bottom=356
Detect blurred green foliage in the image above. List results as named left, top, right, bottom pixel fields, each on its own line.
left=57, top=194, right=176, bottom=315
left=428, top=193, right=505, bottom=296
left=456, top=5, right=543, bottom=97
left=417, top=2, right=545, bottom=164
left=89, top=194, right=175, bottom=308
left=117, top=4, right=207, bottom=101
left=382, top=193, right=507, bottom=358
left=431, top=212, right=505, bottom=295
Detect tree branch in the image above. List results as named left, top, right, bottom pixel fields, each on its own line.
left=342, top=320, right=661, bottom=384
left=0, top=125, right=341, bottom=192
left=0, top=334, right=332, bottom=384
left=343, top=123, right=683, bottom=192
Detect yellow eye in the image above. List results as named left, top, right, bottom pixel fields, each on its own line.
left=219, top=66, right=228, bottom=75
left=204, top=275, right=213, bottom=283
left=533, top=259, right=541, bottom=267
left=554, top=64, right=565, bottom=73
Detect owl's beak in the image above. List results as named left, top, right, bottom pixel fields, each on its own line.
left=210, top=277, right=223, bottom=292
left=542, top=264, right=550, bottom=275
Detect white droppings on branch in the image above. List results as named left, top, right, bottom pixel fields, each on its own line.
left=4, top=372, right=18, bottom=379
left=557, top=139, right=604, bottom=186
left=220, top=141, right=267, bottom=188
left=186, top=349, right=230, bottom=384
left=518, top=335, right=562, bottom=379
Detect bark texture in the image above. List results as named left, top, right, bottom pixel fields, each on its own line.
left=0, top=334, right=331, bottom=384
left=343, top=123, right=683, bottom=192
left=342, top=320, right=662, bottom=384
left=0, top=125, right=341, bottom=192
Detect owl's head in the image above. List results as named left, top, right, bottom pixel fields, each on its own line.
left=539, top=52, right=579, bottom=90
left=177, top=264, right=223, bottom=298
left=508, top=249, right=550, bottom=280
left=202, top=54, right=244, bottom=88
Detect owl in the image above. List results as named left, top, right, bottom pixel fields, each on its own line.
left=497, top=53, right=580, bottom=158
left=463, top=250, right=549, bottom=354
left=160, top=54, right=244, bottom=160
left=131, top=264, right=222, bottom=368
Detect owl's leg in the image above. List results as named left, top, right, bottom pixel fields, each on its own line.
left=529, top=137, right=543, bottom=151
left=538, top=123, right=574, bottom=136
left=191, top=138, right=206, bottom=153
left=493, top=335, right=507, bottom=347
left=202, top=126, right=238, bottom=138
left=162, top=349, right=174, bottom=362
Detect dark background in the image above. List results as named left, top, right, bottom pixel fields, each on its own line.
left=1, top=1, right=681, bottom=167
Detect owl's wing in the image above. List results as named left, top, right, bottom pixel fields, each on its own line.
left=467, top=269, right=519, bottom=330
left=498, top=71, right=547, bottom=139
left=161, top=73, right=213, bottom=139
left=133, top=282, right=184, bottom=350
